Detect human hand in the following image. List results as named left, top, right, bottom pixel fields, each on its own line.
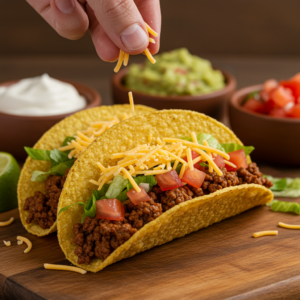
left=26, top=0, right=161, bottom=62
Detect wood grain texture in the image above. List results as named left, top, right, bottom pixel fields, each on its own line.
left=1, top=0, right=300, bottom=56
left=1, top=165, right=300, bottom=300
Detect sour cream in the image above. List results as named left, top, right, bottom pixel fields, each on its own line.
left=0, top=74, right=86, bottom=116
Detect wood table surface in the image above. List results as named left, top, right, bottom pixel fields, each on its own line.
left=1, top=56, right=300, bottom=300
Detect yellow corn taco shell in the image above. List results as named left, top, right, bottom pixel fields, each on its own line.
left=18, top=105, right=156, bottom=237
left=57, top=110, right=273, bottom=272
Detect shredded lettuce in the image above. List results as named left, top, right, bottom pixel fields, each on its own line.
left=181, top=133, right=225, bottom=151
left=24, top=147, right=51, bottom=161
left=267, top=200, right=300, bottom=215
left=264, top=175, right=300, bottom=198
left=221, top=143, right=255, bottom=155
left=106, top=175, right=129, bottom=199
left=25, top=137, right=76, bottom=182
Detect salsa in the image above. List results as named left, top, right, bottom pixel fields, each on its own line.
left=243, top=73, right=300, bottom=118
left=125, top=48, right=225, bottom=96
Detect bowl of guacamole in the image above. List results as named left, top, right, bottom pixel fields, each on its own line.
left=112, top=48, right=236, bottom=120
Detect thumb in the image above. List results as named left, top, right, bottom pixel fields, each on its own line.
left=87, top=0, right=149, bottom=54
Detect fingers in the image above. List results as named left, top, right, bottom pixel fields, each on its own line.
left=87, top=0, right=149, bottom=55
left=135, top=0, right=161, bottom=55
left=86, top=3, right=119, bottom=62
left=27, top=0, right=89, bottom=40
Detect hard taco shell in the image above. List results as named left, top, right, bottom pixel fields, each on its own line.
left=57, top=110, right=273, bottom=272
left=18, top=105, right=155, bottom=237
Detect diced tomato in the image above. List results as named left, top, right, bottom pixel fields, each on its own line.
left=270, top=86, right=294, bottom=108
left=181, top=168, right=206, bottom=188
left=156, top=170, right=183, bottom=191
left=127, top=187, right=151, bottom=205
left=263, top=79, right=278, bottom=93
left=213, top=155, right=225, bottom=168
left=96, top=199, right=124, bottom=221
left=269, top=107, right=287, bottom=118
left=262, top=99, right=276, bottom=114
left=291, top=73, right=300, bottom=83
left=287, top=104, right=300, bottom=118
left=280, top=81, right=300, bottom=100
left=243, top=98, right=265, bottom=113
left=226, top=149, right=248, bottom=171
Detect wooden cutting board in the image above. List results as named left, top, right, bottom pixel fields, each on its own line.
left=1, top=166, right=300, bottom=300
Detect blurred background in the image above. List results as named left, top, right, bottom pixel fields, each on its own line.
left=1, top=0, right=300, bottom=104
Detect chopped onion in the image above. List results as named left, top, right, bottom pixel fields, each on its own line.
left=139, top=183, right=150, bottom=193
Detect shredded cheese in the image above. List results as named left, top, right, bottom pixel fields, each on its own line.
left=90, top=132, right=231, bottom=195
left=128, top=91, right=134, bottom=112
left=44, top=264, right=87, bottom=275
left=149, top=37, right=156, bottom=44
left=186, top=148, right=194, bottom=171
left=203, top=140, right=213, bottom=172
left=278, top=222, right=300, bottom=229
left=224, top=160, right=237, bottom=168
left=253, top=231, right=278, bottom=238
left=114, top=50, right=125, bottom=73
left=145, top=22, right=158, bottom=37
left=17, top=236, right=32, bottom=253
left=3, top=240, right=11, bottom=246
left=144, top=48, right=156, bottom=64
left=121, top=168, right=141, bottom=192
left=191, top=132, right=198, bottom=144
left=179, top=164, right=187, bottom=179
left=123, top=53, right=129, bottom=66
left=113, top=22, right=157, bottom=72
left=17, top=240, right=23, bottom=245
left=0, top=217, right=14, bottom=227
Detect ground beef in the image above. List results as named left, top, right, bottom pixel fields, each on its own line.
left=23, top=169, right=70, bottom=229
left=72, top=162, right=273, bottom=264
left=73, top=199, right=162, bottom=264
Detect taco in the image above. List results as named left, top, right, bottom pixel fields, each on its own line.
left=57, top=110, right=273, bottom=272
left=18, top=105, right=155, bottom=237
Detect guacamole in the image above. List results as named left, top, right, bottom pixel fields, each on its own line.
left=125, top=48, right=225, bottom=96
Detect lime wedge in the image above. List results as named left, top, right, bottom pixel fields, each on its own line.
left=0, top=152, right=21, bottom=213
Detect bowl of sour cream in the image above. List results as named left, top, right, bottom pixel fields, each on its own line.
left=0, top=74, right=101, bottom=159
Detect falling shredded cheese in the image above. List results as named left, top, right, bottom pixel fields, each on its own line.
left=123, top=52, right=129, bottom=66
left=278, top=222, right=300, bottom=229
left=114, top=50, right=125, bottom=73
left=44, top=264, right=87, bottom=275
left=114, top=22, right=157, bottom=72
left=144, top=48, right=156, bottom=64
left=3, top=240, right=11, bottom=246
left=253, top=231, right=278, bottom=238
left=128, top=91, right=134, bottom=112
left=17, top=236, right=32, bottom=253
left=0, top=217, right=14, bottom=227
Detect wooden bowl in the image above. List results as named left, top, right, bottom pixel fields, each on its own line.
left=112, top=67, right=236, bottom=121
left=0, top=79, right=101, bottom=160
left=229, top=85, right=300, bottom=166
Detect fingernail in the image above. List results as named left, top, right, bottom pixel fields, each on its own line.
left=121, top=24, right=148, bottom=51
left=55, top=0, right=75, bottom=14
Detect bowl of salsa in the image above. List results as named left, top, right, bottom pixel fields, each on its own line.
left=112, top=48, right=236, bottom=121
left=229, top=74, right=300, bottom=166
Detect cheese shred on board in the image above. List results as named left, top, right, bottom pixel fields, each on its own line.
left=3, top=240, right=11, bottom=246
left=0, top=217, right=14, bottom=227
left=253, top=231, right=278, bottom=238
left=114, top=22, right=158, bottom=73
left=17, top=236, right=32, bottom=253
left=278, top=222, right=300, bottom=229
left=92, top=132, right=234, bottom=192
left=44, top=264, right=87, bottom=275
